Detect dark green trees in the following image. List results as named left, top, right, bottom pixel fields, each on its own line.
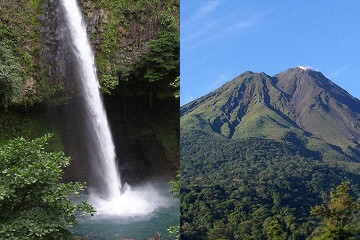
left=311, top=182, right=360, bottom=240
left=0, top=134, right=94, bottom=240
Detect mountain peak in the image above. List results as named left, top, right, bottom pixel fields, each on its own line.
left=296, top=66, right=319, bottom=72
left=181, top=66, right=360, bottom=158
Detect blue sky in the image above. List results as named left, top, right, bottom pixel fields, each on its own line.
left=181, top=1, right=360, bottom=105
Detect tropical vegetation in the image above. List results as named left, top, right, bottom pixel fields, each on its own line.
left=0, top=134, right=94, bottom=240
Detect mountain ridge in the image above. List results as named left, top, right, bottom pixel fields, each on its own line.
left=181, top=67, right=360, bottom=161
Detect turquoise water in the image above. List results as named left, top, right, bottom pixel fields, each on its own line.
left=71, top=185, right=179, bottom=240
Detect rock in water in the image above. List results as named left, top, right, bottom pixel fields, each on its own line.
left=154, top=232, right=161, bottom=240
left=145, top=232, right=161, bottom=240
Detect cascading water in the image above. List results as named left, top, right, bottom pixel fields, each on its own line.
left=59, top=0, right=165, bottom=215
left=59, top=0, right=120, bottom=201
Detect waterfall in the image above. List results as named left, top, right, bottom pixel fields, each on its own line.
left=59, top=0, right=121, bottom=199
left=59, top=0, right=166, bottom=216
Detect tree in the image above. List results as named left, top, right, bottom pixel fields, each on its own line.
left=207, top=220, right=231, bottom=240
left=0, top=134, right=94, bottom=240
left=263, top=217, right=289, bottom=240
left=310, top=181, right=360, bottom=240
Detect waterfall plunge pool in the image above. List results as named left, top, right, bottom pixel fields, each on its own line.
left=71, top=182, right=179, bottom=240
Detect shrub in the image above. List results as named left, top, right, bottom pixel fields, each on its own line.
left=0, top=134, right=94, bottom=240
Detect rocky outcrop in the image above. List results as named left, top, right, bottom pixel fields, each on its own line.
left=78, top=0, right=160, bottom=67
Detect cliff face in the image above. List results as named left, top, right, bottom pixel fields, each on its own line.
left=77, top=0, right=179, bottom=93
left=1, top=0, right=179, bottom=184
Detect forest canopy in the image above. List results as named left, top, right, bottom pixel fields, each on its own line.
left=180, top=135, right=360, bottom=240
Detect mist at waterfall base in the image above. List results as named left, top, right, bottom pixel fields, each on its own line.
left=72, top=182, right=179, bottom=240
left=89, top=182, right=164, bottom=216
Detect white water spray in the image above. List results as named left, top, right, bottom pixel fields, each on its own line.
left=60, top=0, right=165, bottom=215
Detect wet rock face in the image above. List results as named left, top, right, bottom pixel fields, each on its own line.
left=77, top=0, right=103, bottom=45
left=105, top=94, right=179, bottom=185
left=40, top=1, right=88, bottom=184
left=41, top=0, right=79, bottom=103
left=41, top=1, right=63, bottom=84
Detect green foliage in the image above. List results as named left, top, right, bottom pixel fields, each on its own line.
left=92, top=0, right=179, bottom=100
left=263, top=218, right=287, bottom=240
left=0, top=134, right=94, bottom=239
left=93, top=0, right=179, bottom=95
left=30, top=0, right=43, bottom=10
left=167, top=226, right=180, bottom=240
left=310, top=182, right=360, bottom=239
left=0, top=0, right=45, bottom=109
left=141, top=12, right=179, bottom=98
left=207, top=221, right=232, bottom=240
left=180, top=133, right=360, bottom=239
left=95, top=0, right=123, bottom=94
left=170, top=173, right=180, bottom=198
left=170, top=76, right=180, bottom=98
left=99, top=74, right=119, bottom=94
left=0, top=41, right=23, bottom=108
left=168, top=173, right=180, bottom=240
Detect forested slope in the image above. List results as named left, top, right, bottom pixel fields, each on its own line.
left=180, top=68, right=360, bottom=239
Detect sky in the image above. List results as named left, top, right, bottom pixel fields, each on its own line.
left=181, top=1, right=360, bottom=106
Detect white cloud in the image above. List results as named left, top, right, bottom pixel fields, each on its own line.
left=182, top=0, right=221, bottom=31
left=198, top=0, right=221, bottom=16
left=297, top=66, right=320, bottom=72
left=182, top=7, right=273, bottom=51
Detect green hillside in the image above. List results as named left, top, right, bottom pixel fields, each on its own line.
left=180, top=68, right=360, bottom=239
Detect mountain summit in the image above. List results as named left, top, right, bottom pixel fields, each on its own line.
left=181, top=67, right=360, bottom=160
left=296, top=65, right=319, bottom=71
